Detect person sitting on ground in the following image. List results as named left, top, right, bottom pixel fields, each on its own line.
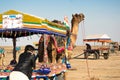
left=9, top=45, right=37, bottom=80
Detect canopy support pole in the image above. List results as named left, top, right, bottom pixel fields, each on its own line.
left=13, top=37, right=16, bottom=60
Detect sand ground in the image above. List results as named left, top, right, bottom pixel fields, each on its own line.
left=2, top=46, right=120, bottom=80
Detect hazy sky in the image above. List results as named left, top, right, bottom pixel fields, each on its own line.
left=0, top=0, right=120, bottom=46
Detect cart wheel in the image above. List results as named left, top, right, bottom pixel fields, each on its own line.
left=103, top=53, right=109, bottom=59
left=84, top=52, right=89, bottom=59
left=93, top=52, right=100, bottom=59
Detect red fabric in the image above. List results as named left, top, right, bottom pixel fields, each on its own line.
left=57, top=47, right=65, bottom=54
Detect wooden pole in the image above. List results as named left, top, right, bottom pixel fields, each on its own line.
left=13, top=37, right=16, bottom=60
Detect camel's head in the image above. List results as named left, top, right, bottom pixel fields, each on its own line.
left=70, top=13, right=85, bottom=47
left=71, top=13, right=85, bottom=24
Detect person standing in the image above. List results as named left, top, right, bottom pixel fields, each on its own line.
left=9, top=45, right=37, bottom=80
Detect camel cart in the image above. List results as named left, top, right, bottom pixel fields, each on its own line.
left=0, top=10, right=69, bottom=80
left=83, top=34, right=112, bottom=59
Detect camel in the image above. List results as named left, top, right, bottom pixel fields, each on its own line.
left=52, top=13, right=85, bottom=49
left=70, top=13, right=85, bottom=48
left=52, top=13, right=85, bottom=59
left=67, top=13, right=85, bottom=59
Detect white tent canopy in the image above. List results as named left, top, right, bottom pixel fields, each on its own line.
left=83, top=34, right=111, bottom=42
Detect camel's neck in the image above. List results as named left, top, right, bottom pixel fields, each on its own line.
left=70, top=23, right=79, bottom=47
left=71, top=23, right=79, bottom=35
